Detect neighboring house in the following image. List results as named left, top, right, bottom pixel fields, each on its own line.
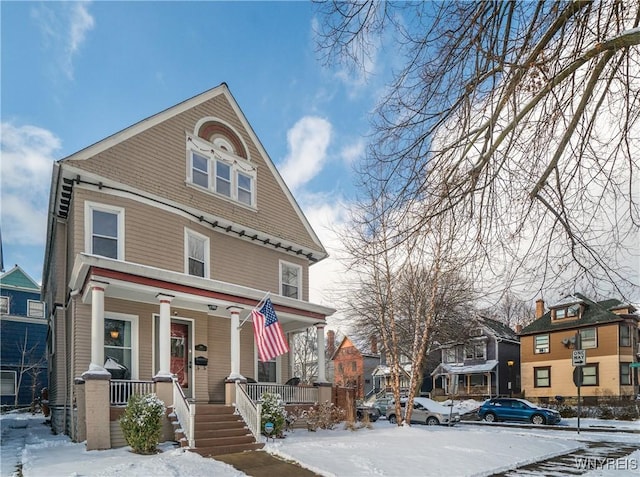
left=41, top=84, right=335, bottom=449
left=430, top=315, right=520, bottom=398
left=519, top=294, right=639, bottom=401
left=331, top=335, right=381, bottom=399
left=0, top=265, right=48, bottom=407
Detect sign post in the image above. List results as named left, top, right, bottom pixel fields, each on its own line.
left=572, top=333, right=584, bottom=435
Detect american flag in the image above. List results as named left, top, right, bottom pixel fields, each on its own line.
left=251, top=298, right=289, bottom=362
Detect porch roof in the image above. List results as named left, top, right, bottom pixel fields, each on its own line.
left=69, top=254, right=335, bottom=332
left=431, top=360, right=498, bottom=377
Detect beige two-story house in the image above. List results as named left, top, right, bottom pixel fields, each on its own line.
left=42, top=84, right=335, bottom=451
left=519, top=294, right=639, bottom=402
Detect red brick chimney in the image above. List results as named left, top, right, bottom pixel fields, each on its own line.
left=515, top=324, right=523, bottom=334
left=326, top=330, right=336, bottom=357
left=371, top=336, right=378, bottom=355
left=535, top=299, right=545, bottom=319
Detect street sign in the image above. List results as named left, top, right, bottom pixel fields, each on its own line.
left=573, top=367, right=583, bottom=387
left=572, top=349, right=586, bottom=367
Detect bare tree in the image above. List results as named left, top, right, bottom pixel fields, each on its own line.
left=485, top=292, right=536, bottom=331
left=339, top=168, right=477, bottom=424
left=291, top=327, right=319, bottom=384
left=316, top=1, right=640, bottom=299
left=14, top=329, right=46, bottom=408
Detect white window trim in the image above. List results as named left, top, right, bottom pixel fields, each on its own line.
left=279, top=261, right=302, bottom=300
left=0, top=296, right=9, bottom=314
left=0, top=370, right=17, bottom=396
left=85, top=201, right=125, bottom=260
left=104, top=312, right=139, bottom=380
left=184, top=228, right=210, bottom=278
left=27, top=300, right=45, bottom=319
left=186, top=134, right=257, bottom=208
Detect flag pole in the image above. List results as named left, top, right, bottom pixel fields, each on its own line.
left=238, top=291, right=271, bottom=329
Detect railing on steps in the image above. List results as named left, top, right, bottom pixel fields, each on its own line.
left=246, top=383, right=318, bottom=404
left=109, top=380, right=154, bottom=405
left=172, top=377, right=195, bottom=448
left=235, top=382, right=262, bottom=441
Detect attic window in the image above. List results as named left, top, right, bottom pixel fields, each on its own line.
left=553, top=304, right=580, bottom=320
left=187, top=134, right=256, bottom=208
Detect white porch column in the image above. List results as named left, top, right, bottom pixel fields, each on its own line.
left=89, top=280, right=108, bottom=368
left=156, top=294, right=174, bottom=376
left=315, top=323, right=327, bottom=383
left=227, top=306, right=244, bottom=379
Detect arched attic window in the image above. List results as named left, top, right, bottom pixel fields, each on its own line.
left=197, top=121, right=247, bottom=159
left=186, top=119, right=256, bottom=208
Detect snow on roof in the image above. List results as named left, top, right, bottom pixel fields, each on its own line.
left=431, top=359, right=498, bottom=376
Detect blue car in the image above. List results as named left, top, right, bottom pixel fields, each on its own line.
left=477, top=398, right=561, bottom=425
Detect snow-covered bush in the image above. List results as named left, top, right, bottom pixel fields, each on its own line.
left=260, top=392, right=287, bottom=438
left=303, top=401, right=345, bottom=431
left=120, top=393, right=166, bottom=454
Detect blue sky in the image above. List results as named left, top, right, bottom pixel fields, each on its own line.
left=1, top=1, right=388, bottom=306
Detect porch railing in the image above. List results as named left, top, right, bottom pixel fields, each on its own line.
left=235, top=382, right=262, bottom=441
left=246, top=383, right=318, bottom=404
left=109, top=380, right=154, bottom=405
left=172, top=377, right=195, bottom=448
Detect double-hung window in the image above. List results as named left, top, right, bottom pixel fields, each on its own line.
left=534, top=334, right=549, bottom=354
left=0, top=296, right=8, bottom=314
left=280, top=261, right=301, bottom=299
left=580, top=328, right=597, bottom=349
left=621, top=363, right=632, bottom=385
left=85, top=202, right=125, bottom=260
left=185, top=229, right=209, bottom=278
left=191, top=152, right=209, bottom=188
left=0, top=371, right=16, bottom=396
left=237, top=172, right=253, bottom=206
left=27, top=300, right=45, bottom=318
left=620, top=325, right=631, bottom=347
left=581, top=363, right=598, bottom=385
left=534, top=367, right=550, bottom=387
left=215, top=161, right=231, bottom=197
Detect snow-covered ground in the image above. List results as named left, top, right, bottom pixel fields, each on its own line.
left=1, top=411, right=638, bottom=477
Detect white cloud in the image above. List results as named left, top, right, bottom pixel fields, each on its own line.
left=0, top=123, right=60, bottom=245
left=280, top=116, right=332, bottom=192
left=31, top=1, right=95, bottom=80
left=340, top=139, right=365, bottom=165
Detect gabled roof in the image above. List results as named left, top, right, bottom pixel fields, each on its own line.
left=0, top=265, right=40, bottom=291
left=43, top=83, right=328, bottom=291
left=331, top=335, right=380, bottom=360
left=519, top=292, right=636, bottom=335
left=477, top=315, right=519, bottom=342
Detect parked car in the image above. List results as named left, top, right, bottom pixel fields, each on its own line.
left=477, top=398, right=561, bottom=425
left=372, top=396, right=393, bottom=416
left=356, top=405, right=380, bottom=422
left=386, top=397, right=460, bottom=426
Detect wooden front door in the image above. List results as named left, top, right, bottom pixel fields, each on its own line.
left=171, top=322, right=189, bottom=391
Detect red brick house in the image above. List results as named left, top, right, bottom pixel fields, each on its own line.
left=331, top=336, right=380, bottom=399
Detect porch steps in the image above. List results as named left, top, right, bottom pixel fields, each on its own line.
left=183, top=404, right=264, bottom=457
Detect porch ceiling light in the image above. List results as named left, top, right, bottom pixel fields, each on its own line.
left=208, top=304, right=218, bottom=311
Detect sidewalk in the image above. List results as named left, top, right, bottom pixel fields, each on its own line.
left=215, top=450, right=322, bottom=477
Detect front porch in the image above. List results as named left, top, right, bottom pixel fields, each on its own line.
left=79, top=374, right=330, bottom=452
left=431, top=360, right=498, bottom=398
left=66, top=254, right=335, bottom=451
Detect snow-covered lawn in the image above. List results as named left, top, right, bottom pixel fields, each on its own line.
left=1, top=412, right=638, bottom=477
